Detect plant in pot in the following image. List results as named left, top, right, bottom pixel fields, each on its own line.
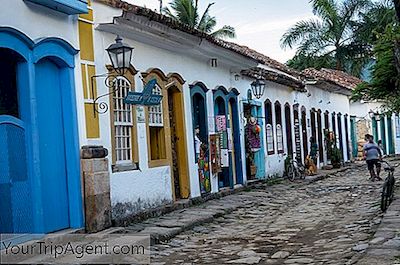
left=331, top=147, right=342, bottom=168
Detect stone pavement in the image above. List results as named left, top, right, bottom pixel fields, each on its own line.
left=145, top=162, right=396, bottom=264
left=356, top=187, right=400, bottom=265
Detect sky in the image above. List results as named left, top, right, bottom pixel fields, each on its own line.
left=124, top=0, right=317, bottom=63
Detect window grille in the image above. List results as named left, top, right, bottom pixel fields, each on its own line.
left=113, top=77, right=133, bottom=163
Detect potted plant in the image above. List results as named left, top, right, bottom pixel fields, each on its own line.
left=331, top=147, right=342, bottom=168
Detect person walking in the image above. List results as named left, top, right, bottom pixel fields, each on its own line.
left=363, top=134, right=383, bottom=181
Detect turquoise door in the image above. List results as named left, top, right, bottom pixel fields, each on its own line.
left=387, top=116, right=395, bottom=154
left=252, top=105, right=265, bottom=179
left=350, top=117, right=358, bottom=158
left=380, top=116, right=387, bottom=155
left=35, top=59, right=70, bottom=232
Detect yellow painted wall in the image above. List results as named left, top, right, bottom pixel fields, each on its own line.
left=78, top=2, right=99, bottom=139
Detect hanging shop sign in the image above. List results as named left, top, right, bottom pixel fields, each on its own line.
left=210, top=134, right=222, bottom=174
left=198, top=140, right=211, bottom=194
left=124, top=79, right=163, bottom=106
left=215, top=115, right=227, bottom=132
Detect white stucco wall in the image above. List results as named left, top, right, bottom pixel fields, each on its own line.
left=2, top=0, right=80, bottom=48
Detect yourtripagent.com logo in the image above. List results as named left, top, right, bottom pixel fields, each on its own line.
left=0, top=234, right=150, bottom=264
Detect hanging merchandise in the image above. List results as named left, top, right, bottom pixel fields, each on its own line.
left=198, top=141, right=211, bottom=194
left=245, top=116, right=261, bottom=152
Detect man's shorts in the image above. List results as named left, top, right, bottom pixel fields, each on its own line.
left=366, top=159, right=381, bottom=171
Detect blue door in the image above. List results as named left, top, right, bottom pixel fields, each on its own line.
left=0, top=117, right=33, bottom=233
left=252, top=105, right=265, bottom=179
left=35, top=59, right=70, bottom=232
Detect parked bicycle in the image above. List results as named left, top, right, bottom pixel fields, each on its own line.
left=285, top=156, right=306, bottom=181
left=380, top=161, right=397, bottom=212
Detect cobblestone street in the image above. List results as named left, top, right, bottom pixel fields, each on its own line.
left=151, top=165, right=393, bottom=265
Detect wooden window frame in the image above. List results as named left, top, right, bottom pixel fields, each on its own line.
left=275, top=101, right=284, bottom=154
left=108, top=65, right=139, bottom=172
left=265, top=99, right=275, bottom=155
left=142, top=68, right=171, bottom=168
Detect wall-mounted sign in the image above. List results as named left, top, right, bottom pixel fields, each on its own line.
left=136, top=106, right=145, bottom=123
left=216, top=115, right=227, bottom=132
left=210, top=134, right=222, bottom=173
left=124, top=79, right=163, bottom=106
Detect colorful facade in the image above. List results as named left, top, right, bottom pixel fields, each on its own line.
left=2, top=0, right=400, bottom=231
left=0, top=0, right=87, bottom=234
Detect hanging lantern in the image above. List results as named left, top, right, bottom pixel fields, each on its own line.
left=250, top=78, right=266, bottom=99
left=106, top=35, right=134, bottom=76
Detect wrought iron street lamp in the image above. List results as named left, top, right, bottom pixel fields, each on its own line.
left=250, top=78, right=266, bottom=99
left=106, top=35, right=133, bottom=76
left=91, top=35, right=134, bottom=116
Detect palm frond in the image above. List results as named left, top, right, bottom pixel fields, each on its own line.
left=211, top=25, right=236, bottom=39
left=198, top=2, right=215, bottom=30
left=311, top=0, right=339, bottom=27
left=280, top=19, right=326, bottom=49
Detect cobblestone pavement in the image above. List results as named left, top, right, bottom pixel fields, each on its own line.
left=150, top=165, right=395, bottom=265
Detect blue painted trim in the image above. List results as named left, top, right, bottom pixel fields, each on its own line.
left=0, top=115, right=25, bottom=128
left=24, top=0, right=88, bottom=15
left=0, top=28, right=32, bottom=61
left=61, top=68, right=84, bottom=228
left=229, top=88, right=240, bottom=96
left=34, top=39, right=77, bottom=67
left=190, top=82, right=209, bottom=93
left=228, top=97, right=244, bottom=185
left=0, top=27, right=83, bottom=232
left=213, top=86, right=229, bottom=95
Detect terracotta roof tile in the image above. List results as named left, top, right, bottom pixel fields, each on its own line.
left=302, top=68, right=362, bottom=90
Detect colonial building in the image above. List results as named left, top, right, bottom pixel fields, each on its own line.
left=78, top=0, right=375, bottom=224
left=0, top=0, right=87, bottom=235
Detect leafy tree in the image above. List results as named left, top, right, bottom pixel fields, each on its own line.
left=352, top=25, right=400, bottom=112
left=163, top=0, right=236, bottom=39
left=286, top=54, right=336, bottom=71
left=281, top=0, right=372, bottom=75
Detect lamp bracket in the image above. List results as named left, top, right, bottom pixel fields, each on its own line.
left=91, top=73, right=125, bottom=117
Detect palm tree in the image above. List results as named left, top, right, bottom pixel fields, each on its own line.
left=281, top=0, right=372, bottom=73
left=162, top=0, right=236, bottom=39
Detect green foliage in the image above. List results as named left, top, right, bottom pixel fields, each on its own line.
left=163, top=0, right=236, bottom=39
left=331, top=147, right=342, bottom=168
left=352, top=24, right=400, bottom=112
left=281, top=0, right=391, bottom=76
left=284, top=155, right=292, bottom=175
left=287, top=54, right=336, bottom=71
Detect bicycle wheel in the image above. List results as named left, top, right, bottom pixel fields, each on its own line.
left=389, top=175, right=395, bottom=203
left=287, top=164, right=295, bottom=182
left=381, top=181, right=390, bottom=212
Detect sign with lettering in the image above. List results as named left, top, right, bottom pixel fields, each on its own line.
left=124, top=79, right=163, bottom=106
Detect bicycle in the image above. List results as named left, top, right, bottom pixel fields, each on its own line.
left=286, top=156, right=306, bottom=181
left=380, top=161, right=396, bottom=212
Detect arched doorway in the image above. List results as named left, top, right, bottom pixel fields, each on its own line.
left=284, top=103, right=293, bottom=157
left=301, top=106, right=308, bottom=160
left=0, top=29, right=83, bottom=234
left=337, top=113, right=344, bottom=161
left=167, top=73, right=190, bottom=200
left=190, top=82, right=211, bottom=195
left=344, top=114, right=351, bottom=160
left=228, top=90, right=243, bottom=185
left=317, top=110, right=324, bottom=165
left=332, top=112, right=337, bottom=146
left=214, top=88, right=231, bottom=189
left=244, top=97, right=265, bottom=179
left=293, top=104, right=302, bottom=160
